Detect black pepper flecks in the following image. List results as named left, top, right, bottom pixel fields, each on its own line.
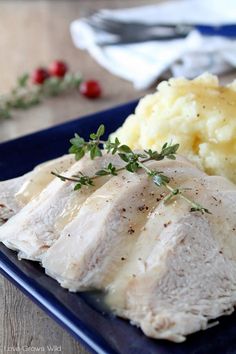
left=0, top=217, right=8, bottom=223
left=128, top=226, right=135, bottom=234
left=164, top=221, right=172, bottom=228
left=138, top=205, right=149, bottom=211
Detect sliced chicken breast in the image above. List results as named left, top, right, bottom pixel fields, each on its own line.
left=0, top=153, right=123, bottom=260
left=108, top=213, right=236, bottom=342
left=2, top=150, right=236, bottom=342
left=42, top=157, right=236, bottom=341
left=42, top=157, right=205, bottom=291
left=0, top=154, right=75, bottom=225
left=106, top=176, right=236, bottom=342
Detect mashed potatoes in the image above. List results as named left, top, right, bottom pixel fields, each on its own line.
left=111, top=73, right=236, bottom=183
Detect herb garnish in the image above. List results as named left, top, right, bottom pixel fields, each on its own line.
left=0, top=72, right=82, bottom=119
left=52, top=125, right=210, bottom=214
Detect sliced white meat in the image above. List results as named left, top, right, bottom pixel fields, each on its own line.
left=15, top=154, right=75, bottom=205
left=106, top=176, right=236, bottom=342
left=0, top=153, right=123, bottom=260
left=43, top=157, right=236, bottom=342
left=42, top=157, right=205, bottom=291
left=2, top=150, right=236, bottom=342
left=107, top=213, right=236, bottom=342
left=0, top=154, right=75, bottom=224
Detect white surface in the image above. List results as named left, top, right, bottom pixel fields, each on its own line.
left=70, top=0, right=236, bottom=89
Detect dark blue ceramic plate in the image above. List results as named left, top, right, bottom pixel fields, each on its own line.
left=1, top=101, right=236, bottom=354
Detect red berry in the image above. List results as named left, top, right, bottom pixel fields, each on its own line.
left=80, top=80, right=102, bottom=99
left=49, top=60, right=68, bottom=77
left=31, top=68, right=49, bottom=85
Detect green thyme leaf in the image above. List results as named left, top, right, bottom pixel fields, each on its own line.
left=17, top=73, right=29, bottom=88
left=0, top=71, right=83, bottom=120
left=70, top=134, right=85, bottom=148
left=74, top=183, right=82, bottom=190
left=190, top=206, right=211, bottom=214
left=53, top=126, right=210, bottom=214
left=95, top=170, right=110, bottom=176
left=144, top=149, right=160, bottom=160
left=90, top=145, right=102, bottom=160
left=118, top=145, right=132, bottom=154
left=75, top=148, right=86, bottom=160
left=96, top=124, right=105, bottom=138
left=90, top=133, right=97, bottom=140
left=160, top=143, right=180, bottom=158
left=104, top=137, right=121, bottom=154
left=0, top=108, right=11, bottom=119
left=95, top=163, right=118, bottom=176
left=166, top=154, right=176, bottom=160
left=147, top=170, right=158, bottom=177
left=126, top=162, right=139, bottom=173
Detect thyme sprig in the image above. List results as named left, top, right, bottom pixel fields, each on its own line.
left=0, top=72, right=82, bottom=119
left=68, top=124, right=105, bottom=160
left=52, top=125, right=210, bottom=214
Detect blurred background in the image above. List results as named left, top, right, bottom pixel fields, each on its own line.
left=0, top=0, right=157, bottom=143
left=0, top=1, right=236, bottom=354
left=1, top=0, right=235, bottom=143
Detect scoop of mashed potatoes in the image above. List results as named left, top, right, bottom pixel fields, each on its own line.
left=111, top=73, right=236, bottom=183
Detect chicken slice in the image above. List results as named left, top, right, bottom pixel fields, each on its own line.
left=107, top=214, right=236, bottom=342
left=42, top=157, right=205, bottom=291
left=106, top=176, right=236, bottom=342
left=2, top=150, right=236, bottom=342
left=0, top=154, right=75, bottom=225
left=0, top=153, right=123, bottom=260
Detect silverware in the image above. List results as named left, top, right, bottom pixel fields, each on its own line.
left=85, top=14, right=188, bottom=45
left=84, top=12, right=236, bottom=45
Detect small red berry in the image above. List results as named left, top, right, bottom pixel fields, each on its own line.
left=80, top=80, right=102, bottom=99
left=49, top=60, right=68, bottom=78
left=31, top=68, right=50, bottom=85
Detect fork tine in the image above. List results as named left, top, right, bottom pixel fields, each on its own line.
left=86, top=15, right=127, bottom=34
left=91, top=15, right=125, bottom=30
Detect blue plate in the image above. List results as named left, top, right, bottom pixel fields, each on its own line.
left=1, top=100, right=236, bottom=354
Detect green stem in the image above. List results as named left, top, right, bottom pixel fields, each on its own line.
left=0, top=72, right=82, bottom=120
left=165, top=184, right=210, bottom=213
left=138, top=158, right=210, bottom=213
left=51, top=172, right=83, bottom=183
left=52, top=156, right=152, bottom=183
left=137, top=159, right=152, bottom=173
left=52, top=148, right=210, bottom=214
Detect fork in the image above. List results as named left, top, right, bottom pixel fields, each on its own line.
left=84, top=13, right=236, bottom=45
left=85, top=15, right=188, bottom=42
